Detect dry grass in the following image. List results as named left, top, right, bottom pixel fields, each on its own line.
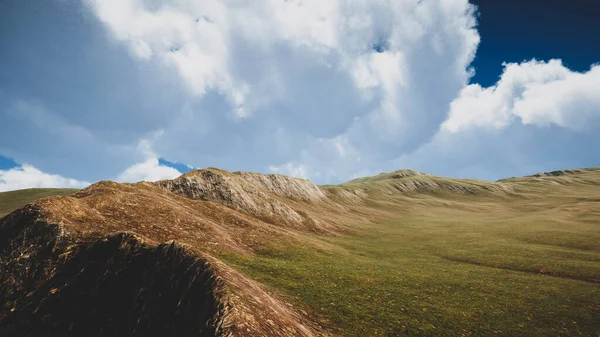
left=1, top=167, right=599, bottom=336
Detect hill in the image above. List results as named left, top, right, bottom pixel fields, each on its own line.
left=1, top=168, right=599, bottom=336
left=0, top=188, right=79, bottom=218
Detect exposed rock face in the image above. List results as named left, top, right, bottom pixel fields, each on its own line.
left=388, top=170, right=429, bottom=180
left=236, top=172, right=325, bottom=200
left=529, top=169, right=583, bottom=177
left=155, top=169, right=325, bottom=227
left=386, top=179, right=513, bottom=195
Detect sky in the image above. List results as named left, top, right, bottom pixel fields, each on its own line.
left=0, top=0, right=599, bottom=191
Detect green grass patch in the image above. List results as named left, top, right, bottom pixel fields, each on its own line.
left=0, top=188, right=79, bottom=217
left=219, top=210, right=600, bottom=336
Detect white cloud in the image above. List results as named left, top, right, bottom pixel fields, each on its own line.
left=116, top=135, right=182, bottom=183
left=0, top=165, right=89, bottom=192
left=267, top=162, right=311, bottom=179
left=267, top=135, right=363, bottom=182
left=443, top=60, right=600, bottom=133
left=9, top=0, right=597, bottom=186
left=90, top=0, right=478, bottom=127
left=386, top=60, right=600, bottom=181
left=88, top=0, right=479, bottom=182
left=268, top=58, right=600, bottom=182
left=117, top=157, right=182, bottom=182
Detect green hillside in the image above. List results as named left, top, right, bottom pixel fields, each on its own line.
left=219, top=168, right=600, bottom=336
left=0, top=188, right=79, bottom=218
left=1, top=169, right=599, bottom=336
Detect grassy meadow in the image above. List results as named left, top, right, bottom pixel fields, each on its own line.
left=1, top=171, right=599, bottom=336
left=220, top=175, right=600, bottom=336
left=0, top=188, right=79, bottom=217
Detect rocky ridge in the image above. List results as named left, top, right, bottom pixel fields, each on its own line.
left=155, top=169, right=327, bottom=229
left=343, top=169, right=514, bottom=196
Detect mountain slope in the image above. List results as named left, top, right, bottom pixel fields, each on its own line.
left=0, top=179, right=329, bottom=336
left=1, top=167, right=599, bottom=336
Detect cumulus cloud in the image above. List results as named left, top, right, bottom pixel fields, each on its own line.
left=443, top=59, right=600, bottom=132
left=267, top=162, right=311, bottom=179
left=266, top=134, right=363, bottom=181
left=0, top=165, right=89, bottom=192
left=91, top=0, right=478, bottom=123
left=269, top=59, right=600, bottom=182
left=89, top=0, right=480, bottom=182
left=116, top=135, right=183, bottom=183
left=117, top=157, right=182, bottom=182
left=386, top=59, right=600, bottom=181
left=4, top=0, right=598, bottom=185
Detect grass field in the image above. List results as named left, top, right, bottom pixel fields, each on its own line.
left=0, top=188, right=79, bottom=217
left=1, top=172, right=599, bottom=336
left=219, top=174, right=600, bottom=336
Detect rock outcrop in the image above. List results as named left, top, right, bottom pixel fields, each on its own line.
left=155, top=169, right=326, bottom=228
left=528, top=169, right=584, bottom=177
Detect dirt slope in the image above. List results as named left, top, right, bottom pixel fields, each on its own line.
left=0, top=173, right=334, bottom=336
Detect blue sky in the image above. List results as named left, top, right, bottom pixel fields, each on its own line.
left=469, top=0, right=600, bottom=86
left=0, top=0, right=599, bottom=191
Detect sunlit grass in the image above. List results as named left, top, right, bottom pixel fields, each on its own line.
left=0, top=188, right=79, bottom=217
left=3, top=171, right=600, bottom=336
left=220, top=199, right=600, bottom=336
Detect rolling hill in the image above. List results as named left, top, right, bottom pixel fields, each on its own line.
left=1, top=167, right=599, bottom=336
left=0, top=188, right=79, bottom=218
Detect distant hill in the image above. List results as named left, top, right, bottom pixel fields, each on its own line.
left=0, top=188, right=78, bottom=218
left=1, top=167, right=599, bottom=336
